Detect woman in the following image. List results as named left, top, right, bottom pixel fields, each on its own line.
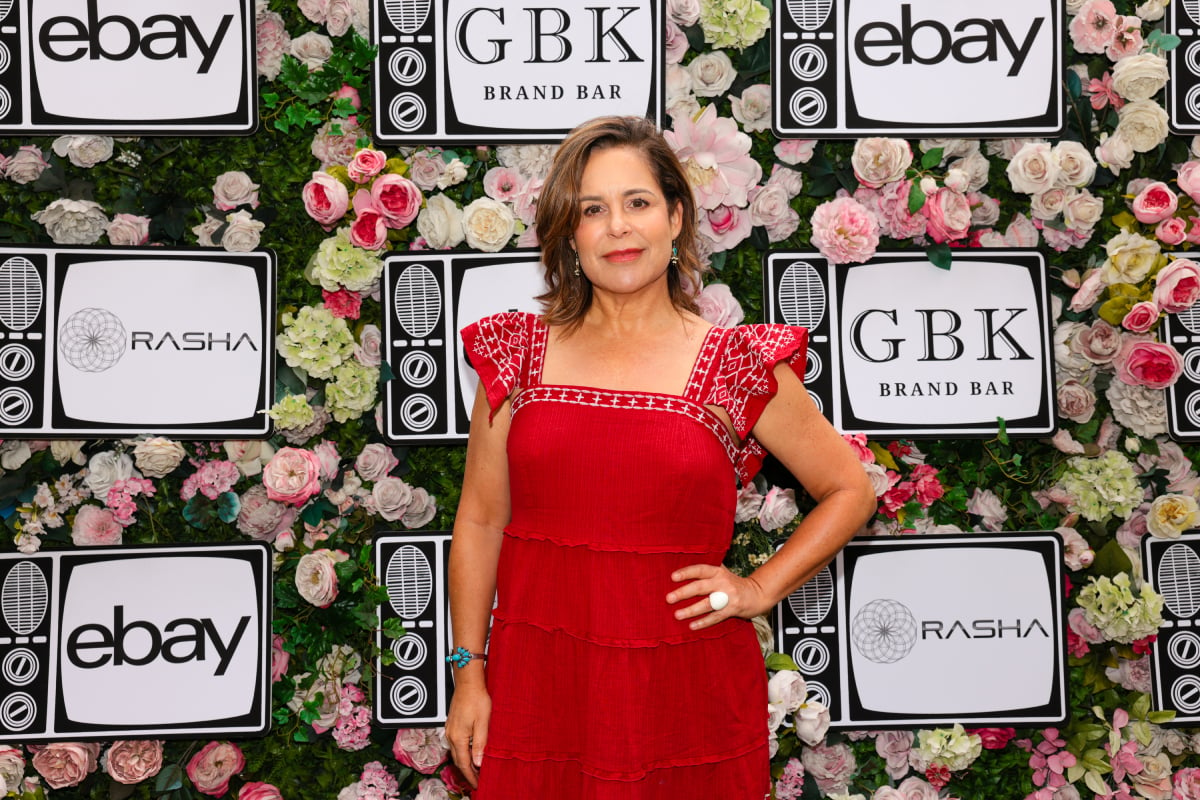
left=446, top=116, right=876, bottom=798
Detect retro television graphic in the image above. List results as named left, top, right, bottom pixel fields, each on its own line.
left=1143, top=531, right=1200, bottom=723
left=0, top=543, right=271, bottom=739
left=375, top=532, right=452, bottom=726
left=777, top=533, right=1066, bottom=728
left=762, top=250, right=1055, bottom=437
left=1168, top=1, right=1200, bottom=132
left=381, top=250, right=547, bottom=444
left=0, top=0, right=257, bottom=134
left=0, top=246, right=275, bottom=438
left=772, top=0, right=1064, bottom=136
left=372, top=0, right=665, bottom=143
left=1164, top=299, right=1200, bottom=440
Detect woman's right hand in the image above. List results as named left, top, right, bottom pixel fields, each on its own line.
left=446, top=681, right=492, bottom=788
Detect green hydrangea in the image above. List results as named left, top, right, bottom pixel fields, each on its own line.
left=912, top=724, right=982, bottom=772
left=1060, top=450, right=1142, bottom=522
left=1077, top=573, right=1164, bottom=644
left=276, top=305, right=356, bottom=380
left=700, top=0, right=771, bottom=50
left=326, top=361, right=380, bottom=423
left=268, top=394, right=315, bottom=430
left=307, top=228, right=384, bottom=293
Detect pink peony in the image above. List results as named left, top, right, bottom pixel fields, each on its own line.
left=393, top=728, right=450, bottom=774
left=262, top=447, right=323, bottom=506
left=1115, top=338, right=1183, bottom=389
left=1175, top=767, right=1200, bottom=800
left=347, top=148, right=387, bottom=184
left=1156, top=217, right=1188, bottom=246
left=185, top=742, right=244, bottom=797
left=1131, top=181, right=1178, bottom=224
left=349, top=192, right=388, bottom=250
left=922, top=187, right=971, bottom=243
left=1154, top=258, right=1200, bottom=313
left=664, top=104, right=762, bottom=210
left=239, top=782, right=283, bottom=800
left=810, top=197, right=880, bottom=264
left=31, top=742, right=100, bottom=789
left=1122, top=301, right=1160, bottom=333
left=1070, top=0, right=1118, bottom=54
left=371, top=174, right=423, bottom=228
left=302, top=172, right=350, bottom=228
left=105, top=740, right=163, bottom=784
left=72, top=504, right=123, bottom=546
left=1179, top=161, right=1200, bottom=203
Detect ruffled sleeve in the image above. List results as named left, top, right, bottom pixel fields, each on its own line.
left=460, top=312, right=538, bottom=418
left=708, top=324, right=808, bottom=484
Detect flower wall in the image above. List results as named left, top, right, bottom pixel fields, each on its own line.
left=1, top=0, right=1200, bottom=798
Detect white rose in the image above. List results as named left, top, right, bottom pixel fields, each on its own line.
left=221, top=210, right=265, bottom=252
left=212, top=170, right=260, bottom=211
left=416, top=194, right=466, bottom=249
left=1136, top=0, right=1168, bottom=19
left=32, top=198, right=109, bottom=244
left=401, top=487, right=437, bottom=528
left=193, top=213, right=222, bottom=247
left=767, top=164, right=804, bottom=199
left=290, top=31, right=333, bottom=69
left=969, top=193, right=1000, bottom=227
left=687, top=51, right=736, bottom=97
left=748, top=184, right=794, bottom=231
left=665, top=63, right=700, bottom=121
left=730, top=84, right=772, bottom=133
left=105, top=213, right=150, bottom=246
left=767, top=670, right=807, bottom=712
left=224, top=440, right=274, bottom=477
left=667, top=0, right=701, bottom=25
left=1096, top=132, right=1135, bottom=174
left=51, top=135, right=113, bottom=168
left=795, top=700, right=831, bottom=746
left=1112, top=53, right=1169, bottom=102
left=0, top=441, right=30, bottom=471
left=1006, top=142, right=1060, bottom=194
left=85, top=451, right=135, bottom=500
left=50, top=440, right=87, bottom=466
left=373, top=476, right=414, bottom=521
left=5, top=146, right=48, bottom=184
left=355, top=443, right=398, bottom=482
left=355, top=323, right=383, bottom=366
left=437, top=158, right=468, bottom=189
left=1030, top=187, right=1068, bottom=220
left=949, top=151, right=990, bottom=192
left=1116, top=100, right=1170, bottom=153
left=133, top=437, right=186, bottom=478
left=696, top=283, right=746, bottom=328
left=851, top=138, right=912, bottom=189
left=759, top=487, right=799, bottom=531
left=1052, top=140, right=1096, bottom=188
left=461, top=197, right=516, bottom=252
left=862, top=462, right=891, bottom=496
left=1063, top=189, right=1105, bottom=231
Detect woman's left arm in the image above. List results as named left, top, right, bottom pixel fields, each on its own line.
left=668, top=361, right=877, bottom=629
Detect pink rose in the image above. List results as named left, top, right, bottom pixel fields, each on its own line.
left=4, top=145, right=49, bottom=184
left=875, top=731, right=914, bottom=781
left=1115, top=338, right=1183, bottom=389
left=262, top=447, right=323, bottom=506
left=295, top=548, right=346, bottom=607
left=349, top=206, right=388, bottom=250
left=774, top=139, right=817, bottom=165
left=31, top=743, right=100, bottom=789
left=355, top=443, right=399, bottom=482
left=922, top=187, right=971, bottom=243
left=1155, top=258, right=1200, bottom=313
left=1131, top=181, right=1178, bottom=224
left=371, top=174, right=423, bottom=228
left=897, top=776, right=941, bottom=800
left=355, top=324, right=383, bottom=367
left=236, top=485, right=297, bottom=542
left=1179, top=161, right=1200, bottom=203
left=800, top=742, right=856, bottom=795
left=105, top=740, right=163, bottom=785
left=1057, top=379, right=1096, bottom=424
left=1070, top=0, right=1118, bottom=53
left=1077, top=319, right=1121, bottom=363
left=302, top=172, right=350, bottom=228
left=696, top=283, right=745, bottom=328
left=810, top=197, right=880, bottom=264
left=186, top=742, right=244, bottom=797
left=271, top=634, right=290, bottom=682
left=1156, top=217, right=1188, bottom=246
left=1175, top=767, right=1200, bottom=800
left=759, top=486, right=799, bottom=531
left=1122, top=301, right=1160, bottom=333
left=439, top=764, right=470, bottom=796
left=965, top=727, right=1016, bottom=749
left=72, top=504, right=123, bottom=546
left=312, top=440, right=340, bottom=481
left=212, top=171, right=260, bottom=211
left=347, top=148, right=387, bottom=184
left=330, top=83, right=361, bottom=110
left=372, top=477, right=414, bottom=521
left=322, top=287, right=362, bottom=319
left=106, top=213, right=151, bottom=246
left=393, top=728, right=450, bottom=774
left=238, top=782, right=283, bottom=800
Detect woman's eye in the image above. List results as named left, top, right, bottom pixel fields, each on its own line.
left=629, top=197, right=649, bottom=209
left=582, top=204, right=603, bottom=216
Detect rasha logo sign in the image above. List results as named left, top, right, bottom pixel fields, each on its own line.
left=762, top=250, right=1056, bottom=438
left=775, top=534, right=1066, bottom=728
left=0, top=0, right=255, bottom=134
left=372, top=0, right=664, bottom=143
left=771, top=0, right=1063, bottom=136
left=0, top=246, right=275, bottom=438
left=0, top=544, right=270, bottom=739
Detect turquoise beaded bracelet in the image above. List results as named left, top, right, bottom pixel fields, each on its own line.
left=446, top=646, right=487, bottom=668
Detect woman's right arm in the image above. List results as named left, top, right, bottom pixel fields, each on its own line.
left=446, top=383, right=512, bottom=788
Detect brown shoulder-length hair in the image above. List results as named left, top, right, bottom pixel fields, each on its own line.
left=535, top=115, right=705, bottom=328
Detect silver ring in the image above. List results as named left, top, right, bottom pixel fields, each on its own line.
left=709, top=591, right=729, bottom=611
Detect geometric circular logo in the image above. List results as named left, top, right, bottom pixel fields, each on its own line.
left=58, top=307, right=127, bottom=372
left=1169, top=631, right=1200, bottom=669
left=0, top=43, right=10, bottom=74
left=0, top=87, right=10, bottom=120
left=791, top=637, right=830, bottom=674
left=851, top=598, right=918, bottom=664
left=391, top=633, right=428, bottom=669
left=1173, top=674, right=1200, bottom=714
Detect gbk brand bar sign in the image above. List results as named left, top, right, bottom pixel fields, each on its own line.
left=0, top=0, right=256, bottom=134
left=372, top=0, right=665, bottom=143
left=772, top=0, right=1064, bottom=136
left=0, top=246, right=275, bottom=438
left=0, top=544, right=271, bottom=739
left=763, top=250, right=1056, bottom=437
left=777, top=533, right=1066, bottom=728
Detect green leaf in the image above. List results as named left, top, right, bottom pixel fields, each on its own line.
left=382, top=617, right=407, bottom=640
left=1093, top=538, right=1134, bottom=577
left=738, top=37, right=770, bottom=76
left=921, top=147, right=945, bottom=170
left=926, top=242, right=952, bottom=270
left=155, top=765, right=184, bottom=794
left=261, top=92, right=280, bottom=108
left=1066, top=69, right=1082, bottom=100
left=1148, top=710, right=1177, bottom=724
left=765, top=653, right=799, bottom=671
left=996, top=417, right=1009, bottom=445
left=908, top=179, right=926, bottom=215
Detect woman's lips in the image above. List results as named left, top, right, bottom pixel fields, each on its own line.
left=604, top=248, right=643, bottom=262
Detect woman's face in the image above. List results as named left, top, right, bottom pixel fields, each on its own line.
left=571, top=145, right=683, bottom=300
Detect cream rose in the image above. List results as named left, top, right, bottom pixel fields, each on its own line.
left=290, top=31, right=333, bottom=69
left=1006, top=142, right=1060, bottom=194
left=1112, top=53, right=1170, bottom=102
left=51, top=135, right=113, bottom=168
left=1116, top=100, right=1170, bottom=153
left=1102, top=230, right=1161, bottom=285
left=461, top=197, right=515, bottom=252
left=416, top=194, right=466, bottom=249
left=372, top=476, right=414, bottom=521
left=1147, top=493, right=1200, bottom=538
left=1063, top=189, right=1104, bottom=231
left=851, top=138, right=912, bottom=189
left=32, top=199, right=109, bottom=244
left=220, top=211, right=265, bottom=252
left=212, top=170, right=260, bottom=211
left=133, top=437, right=186, bottom=478
left=295, top=548, right=348, bottom=607
left=730, top=84, right=772, bottom=133
left=687, top=50, right=736, bottom=97
left=1053, top=140, right=1097, bottom=188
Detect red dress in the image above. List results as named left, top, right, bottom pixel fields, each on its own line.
left=461, top=312, right=808, bottom=799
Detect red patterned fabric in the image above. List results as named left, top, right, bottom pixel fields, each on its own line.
left=459, top=313, right=806, bottom=798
